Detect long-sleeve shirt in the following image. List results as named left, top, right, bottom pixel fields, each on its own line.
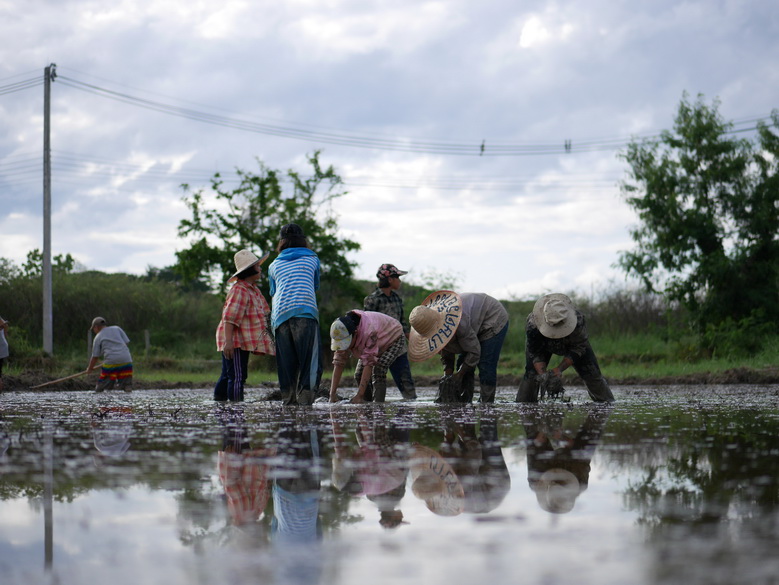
left=363, top=289, right=410, bottom=336
left=268, top=248, right=320, bottom=330
left=332, top=310, right=403, bottom=368
left=216, top=279, right=275, bottom=355
left=440, top=293, right=509, bottom=369
left=525, top=310, right=590, bottom=363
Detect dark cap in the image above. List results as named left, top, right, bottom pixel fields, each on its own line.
left=377, top=264, right=408, bottom=279
left=90, top=316, right=107, bottom=330
left=279, top=223, right=305, bottom=238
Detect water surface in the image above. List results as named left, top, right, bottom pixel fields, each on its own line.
left=1, top=384, right=778, bottom=585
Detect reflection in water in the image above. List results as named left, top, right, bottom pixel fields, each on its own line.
left=1, top=388, right=779, bottom=585
left=331, top=408, right=410, bottom=528
left=521, top=405, right=612, bottom=514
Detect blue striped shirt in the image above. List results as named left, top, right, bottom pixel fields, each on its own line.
left=268, top=248, right=320, bottom=330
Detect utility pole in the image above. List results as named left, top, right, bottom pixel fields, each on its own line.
left=42, top=63, right=56, bottom=355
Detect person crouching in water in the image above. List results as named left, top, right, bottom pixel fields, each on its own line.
left=87, top=317, right=133, bottom=392
left=329, top=310, right=407, bottom=404
left=214, top=249, right=275, bottom=402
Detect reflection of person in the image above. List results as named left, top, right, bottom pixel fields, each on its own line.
left=330, top=409, right=410, bottom=528
left=268, top=223, right=321, bottom=406
left=87, top=317, right=133, bottom=393
left=214, top=249, right=275, bottom=402
left=0, top=314, right=8, bottom=392
left=409, top=291, right=509, bottom=403
left=522, top=405, right=612, bottom=514
left=91, top=408, right=134, bottom=465
left=270, top=417, right=324, bottom=583
left=363, top=264, right=417, bottom=401
left=218, top=424, right=273, bottom=527
left=440, top=415, right=511, bottom=514
left=516, top=293, right=614, bottom=403
left=329, top=310, right=406, bottom=404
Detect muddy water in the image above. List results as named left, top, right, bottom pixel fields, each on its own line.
left=1, top=385, right=778, bottom=585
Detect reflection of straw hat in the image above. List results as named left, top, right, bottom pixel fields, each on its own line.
left=93, top=426, right=132, bottom=457
left=530, top=468, right=581, bottom=514
left=532, top=293, right=577, bottom=339
left=409, top=444, right=464, bottom=516
left=408, top=290, right=462, bottom=362
left=228, top=249, right=269, bottom=281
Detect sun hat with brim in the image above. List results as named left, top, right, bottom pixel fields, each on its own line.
left=409, top=444, right=464, bottom=516
left=532, top=293, right=577, bottom=339
left=530, top=468, right=581, bottom=514
left=407, top=290, right=462, bottom=362
left=228, top=249, right=269, bottom=282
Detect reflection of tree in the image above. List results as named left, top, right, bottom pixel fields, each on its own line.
left=623, top=409, right=779, bottom=529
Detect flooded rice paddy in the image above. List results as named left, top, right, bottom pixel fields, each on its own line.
left=1, top=384, right=778, bottom=585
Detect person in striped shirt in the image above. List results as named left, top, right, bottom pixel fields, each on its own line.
left=268, top=223, right=321, bottom=406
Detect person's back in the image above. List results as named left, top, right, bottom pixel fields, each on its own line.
left=94, top=325, right=132, bottom=364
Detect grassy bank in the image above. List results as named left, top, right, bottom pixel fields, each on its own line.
left=7, top=333, right=778, bottom=389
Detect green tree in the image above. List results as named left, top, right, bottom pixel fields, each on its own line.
left=618, top=94, right=779, bottom=335
left=21, top=249, right=80, bottom=277
left=176, top=151, right=360, bottom=293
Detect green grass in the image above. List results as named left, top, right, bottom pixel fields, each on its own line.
left=6, top=333, right=777, bottom=386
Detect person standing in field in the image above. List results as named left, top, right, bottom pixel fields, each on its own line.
left=214, top=249, right=275, bottom=402
left=268, top=223, right=321, bottom=406
left=0, top=315, right=9, bottom=392
left=328, top=310, right=406, bottom=404
left=515, top=293, right=614, bottom=403
left=363, top=263, right=417, bottom=400
left=87, top=317, right=133, bottom=393
left=409, top=291, right=509, bottom=403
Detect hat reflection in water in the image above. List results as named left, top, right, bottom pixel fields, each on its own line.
left=409, top=444, right=465, bottom=516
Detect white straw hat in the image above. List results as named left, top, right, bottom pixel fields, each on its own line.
left=532, top=293, right=577, bottom=339
left=408, top=290, right=462, bottom=362
left=228, top=249, right=269, bottom=282
left=530, top=468, right=582, bottom=514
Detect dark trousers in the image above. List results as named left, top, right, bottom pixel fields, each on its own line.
left=515, top=343, right=614, bottom=403
left=388, top=352, right=417, bottom=400
left=275, top=317, right=320, bottom=405
left=214, top=348, right=250, bottom=401
left=454, top=321, right=508, bottom=403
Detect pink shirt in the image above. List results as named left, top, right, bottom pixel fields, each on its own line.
left=333, top=310, right=403, bottom=367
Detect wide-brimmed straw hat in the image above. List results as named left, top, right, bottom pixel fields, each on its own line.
left=228, top=249, right=269, bottom=282
left=530, top=468, right=582, bottom=514
left=532, top=293, right=577, bottom=339
left=409, top=444, right=464, bottom=516
left=408, top=290, right=462, bottom=362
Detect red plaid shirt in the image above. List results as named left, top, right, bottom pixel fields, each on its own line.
left=218, top=450, right=272, bottom=525
left=216, top=280, right=275, bottom=355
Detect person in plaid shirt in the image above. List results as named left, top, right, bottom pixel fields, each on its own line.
left=363, top=264, right=417, bottom=400
left=214, top=249, right=275, bottom=401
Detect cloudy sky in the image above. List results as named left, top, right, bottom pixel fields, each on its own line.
left=1, top=0, right=777, bottom=300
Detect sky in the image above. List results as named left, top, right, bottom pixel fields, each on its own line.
left=1, top=0, right=777, bottom=301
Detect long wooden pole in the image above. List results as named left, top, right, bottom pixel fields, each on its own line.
left=30, top=364, right=101, bottom=389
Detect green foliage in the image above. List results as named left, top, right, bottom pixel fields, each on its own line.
left=701, top=310, right=774, bottom=358
left=0, top=267, right=222, bottom=359
left=20, top=248, right=81, bottom=277
left=618, top=93, right=779, bottom=332
left=175, top=150, right=361, bottom=296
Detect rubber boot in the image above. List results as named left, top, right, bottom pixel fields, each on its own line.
left=479, top=385, right=496, bottom=403
left=372, top=378, right=387, bottom=403
left=296, top=389, right=315, bottom=406
left=515, top=375, right=539, bottom=403
left=460, top=372, right=475, bottom=403
left=281, top=390, right=297, bottom=406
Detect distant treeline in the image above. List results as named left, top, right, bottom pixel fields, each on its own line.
left=0, top=270, right=675, bottom=363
